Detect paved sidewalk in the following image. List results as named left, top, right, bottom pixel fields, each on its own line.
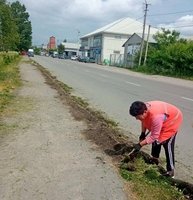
left=0, top=60, right=130, bottom=200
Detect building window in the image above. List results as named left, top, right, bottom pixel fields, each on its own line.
left=93, top=36, right=102, bottom=47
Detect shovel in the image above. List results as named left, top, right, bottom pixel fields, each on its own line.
left=121, top=148, right=139, bottom=163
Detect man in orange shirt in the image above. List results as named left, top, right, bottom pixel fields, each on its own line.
left=129, top=100, right=183, bottom=178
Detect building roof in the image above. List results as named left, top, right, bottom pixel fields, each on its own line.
left=61, top=42, right=80, bottom=49
left=81, top=17, right=159, bottom=38
left=122, top=32, right=156, bottom=47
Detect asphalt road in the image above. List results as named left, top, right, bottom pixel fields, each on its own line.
left=32, top=55, right=193, bottom=182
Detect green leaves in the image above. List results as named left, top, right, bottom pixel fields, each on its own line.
left=0, top=1, right=19, bottom=51
left=135, top=28, right=193, bottom=78
left=11, top=1, right=32, bottom=51
left=0, top=0, right=32, bottom=52
left=153, top=28, right=180, bottom=48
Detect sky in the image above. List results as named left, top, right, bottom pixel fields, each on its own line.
left=10, top=0, right=193, bottom=46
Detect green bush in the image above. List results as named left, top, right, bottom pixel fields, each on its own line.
left=140, top=41, right=193, bottom=78
left=0, top=53, right=19, bottom=66
left=0, top=52, right=21, bottom=112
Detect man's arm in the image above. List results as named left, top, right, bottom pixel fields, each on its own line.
left=140, top=114, right=164, bottom=147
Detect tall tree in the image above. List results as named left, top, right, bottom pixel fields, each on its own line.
left=0, top=0, right=19, bottom=51
left=11, top=1, right=32, bottom=51
left=58, top=43, right=65, bottom=54
left=153, top=28, right=180, bottom=49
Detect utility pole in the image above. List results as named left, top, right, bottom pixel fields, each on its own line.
left=143, top=25, right=151, bottom=65
left=76, top=29, right=80, bottom=56
left=138, top=1, right=150, bottom=67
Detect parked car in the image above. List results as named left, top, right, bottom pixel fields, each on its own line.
left=20, top=51, right=27, bottom=56
left=78, top=56, right=88, bottom=62
left=28, top=52, right=34, bottom=57
left=71, top=55, right=78, bottom=60
left=52, top=51, right=58, bottom=58
left=27, top=49, right=34, bottom=57
left=88, top=57, right=96, bottom=63
left=78, top=56, right=96, bottom=63
left=58, top=54, right=66, bottom=59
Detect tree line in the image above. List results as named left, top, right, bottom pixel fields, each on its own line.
left=0, top=0, right=32, bottom=52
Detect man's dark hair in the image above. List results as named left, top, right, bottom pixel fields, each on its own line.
left=129, top=101, right=147, bottom=116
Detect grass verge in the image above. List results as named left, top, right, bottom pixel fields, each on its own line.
left=0, top=52, right=21, bottom=113
left=120, top=158, right=185, bottom=200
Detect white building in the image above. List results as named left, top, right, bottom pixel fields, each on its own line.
left=61, top=42, right=81, bottom=57
left=80, top=17, right=159, bottom=65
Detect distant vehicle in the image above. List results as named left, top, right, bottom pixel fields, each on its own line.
left=40, top=51, right=45, bottom=56
left=71, top=55, right=78, bottom=60
left=58, top=54, right=66, bottom=59
left=20, top=51, right=27, bottom=56
left=88, top=57, right=96, bottom=63
left=52, top=51, right=58, bottom=58
left=78, top=56, right=95, bottom=63
left=78, top=56, right=88, bottom=62
left=27, top=49, right=34, bottom=57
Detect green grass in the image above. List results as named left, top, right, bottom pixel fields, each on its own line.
left=0, top=52, right=21, bottom=113
left=120, top=158, right=185, bottom=200
left=130, top=65, right=193, bottom=81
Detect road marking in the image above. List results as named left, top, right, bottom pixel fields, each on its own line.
left=182, top=97, right=193, bottom=102
left=125, top=81, right=141, bottom=87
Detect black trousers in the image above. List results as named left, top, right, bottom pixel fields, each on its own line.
left=151, top=134, right=176, bottom=171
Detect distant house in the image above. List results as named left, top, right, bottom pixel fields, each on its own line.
left=122, top=33, right=157, bottom=67
left=61, top=42, right=81, bottom=58
left=80, top=17, right=159, bottom=66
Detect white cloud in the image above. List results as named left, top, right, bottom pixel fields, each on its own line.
left=10, top=0, right=193, bottom=44
left=157, top=15, right=193, bottom=37
left=25, top=0, right=143, bottom=22
left=176, top=15, right=193, bottom=36
left=19, top=0, right=145, bottom=44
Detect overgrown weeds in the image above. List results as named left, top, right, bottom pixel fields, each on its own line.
left=0, top=52, right=21, bottom=113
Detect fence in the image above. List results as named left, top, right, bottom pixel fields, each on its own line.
left=109, top=54, right=124, bottom=67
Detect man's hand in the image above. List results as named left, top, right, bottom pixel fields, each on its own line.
left=139, top=132, right=146, bottom=141
left=133, top=143, right=142, bottom=152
